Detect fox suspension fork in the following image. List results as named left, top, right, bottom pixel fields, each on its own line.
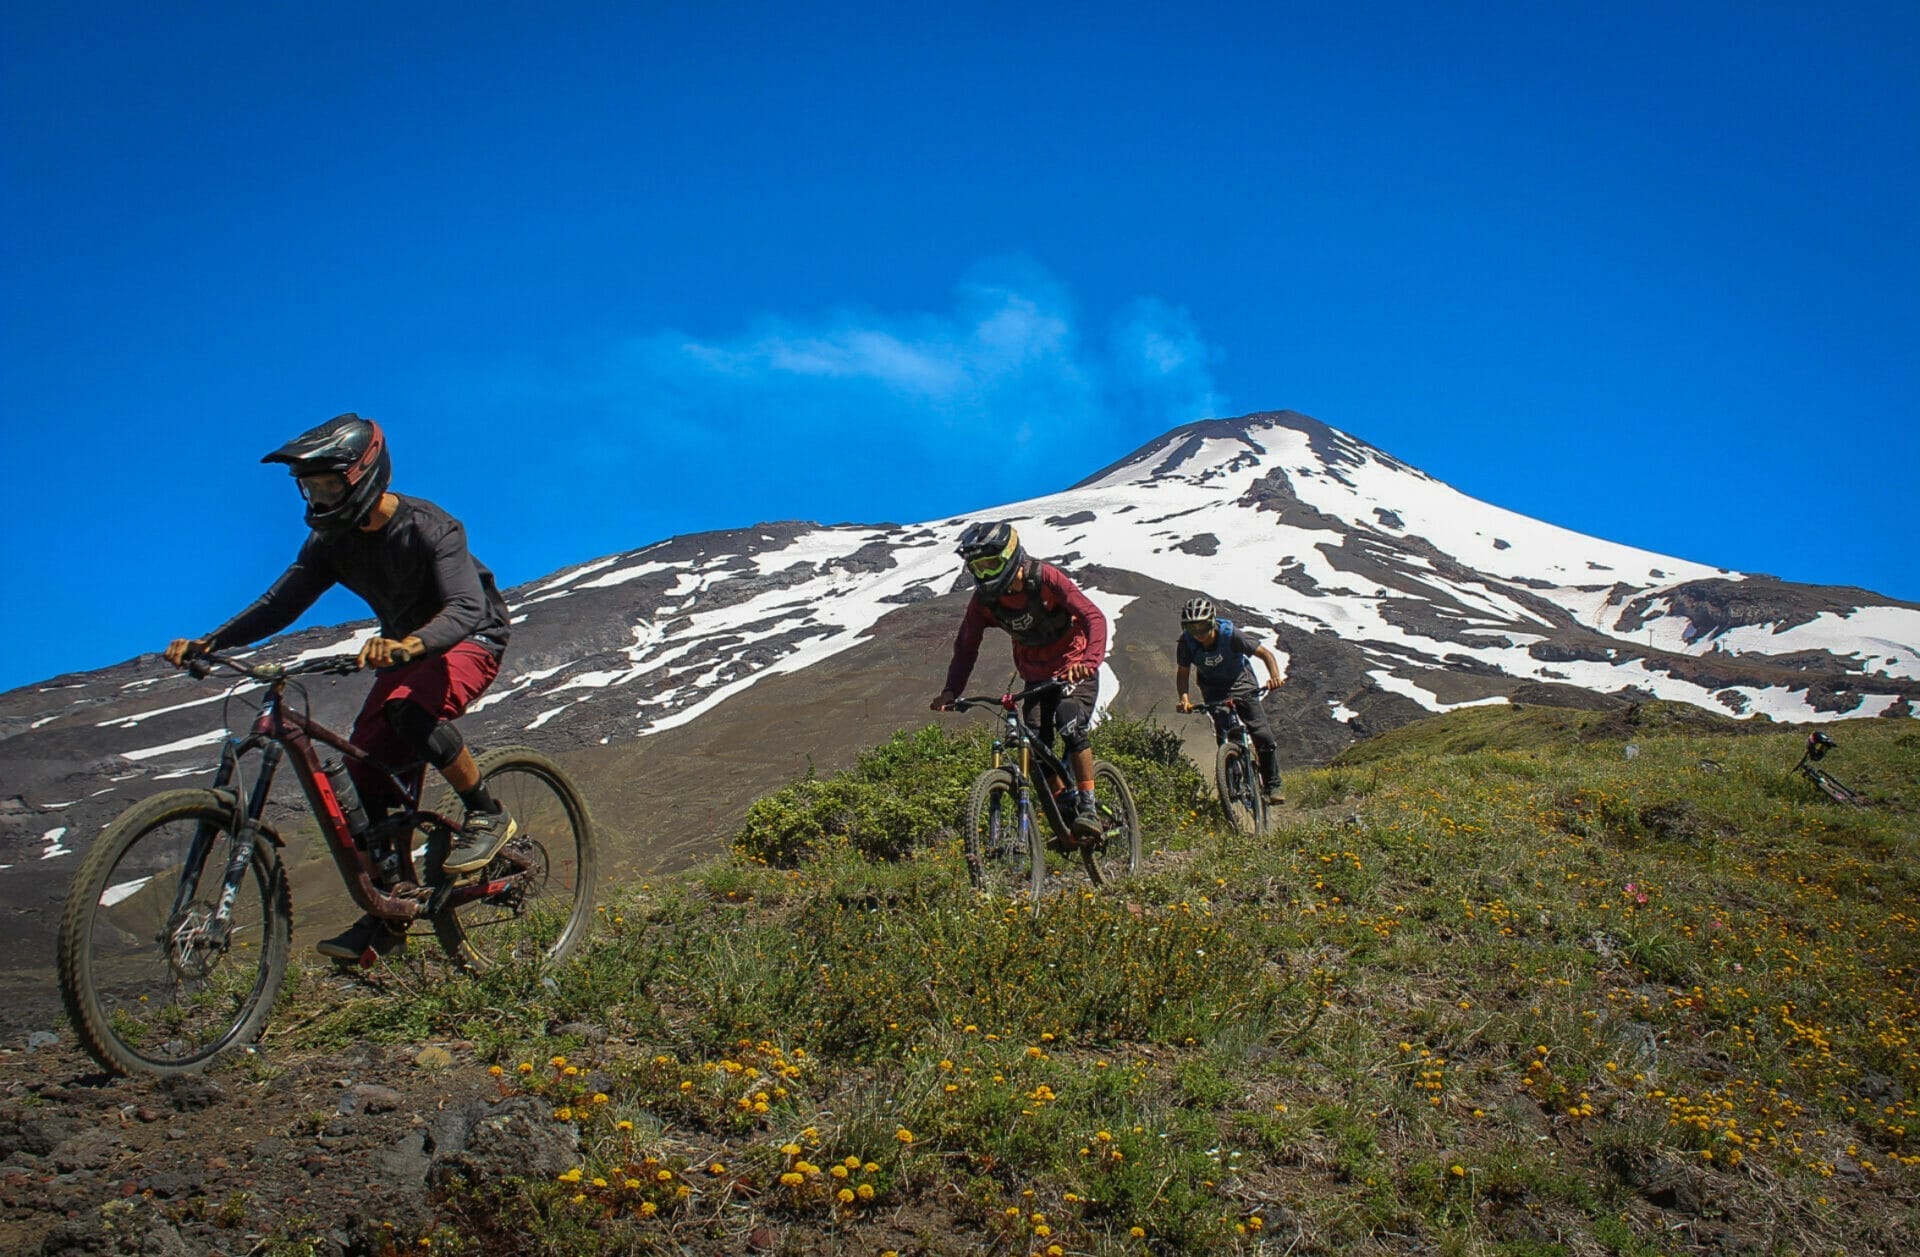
left=210, top=742, right=283, bottom=933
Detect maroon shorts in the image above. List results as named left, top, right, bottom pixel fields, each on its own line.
left=347, top=640, right=501, bottom=805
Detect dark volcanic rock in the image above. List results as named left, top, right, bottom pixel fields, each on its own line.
left=879, top=584, right=941, bottom=605
left=1506, top=683, right=1628, bottom=712
left=1236, top=468, right=1350, bottom=532
left=1530, top=641, right=1617, bottom=665
left=429, top=1095, right=579, bottom=1190
left=1173, top=533, right=1220, bottom=556
left=1616, top=577, right=1919, bottom=641
left=1272, top=562, right=1323, bottom=596
left=1378, top=599, right=1517, bottom=649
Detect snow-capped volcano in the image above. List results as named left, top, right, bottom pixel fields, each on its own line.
left=3, top=410, right=1915, bottom=984
left=447, top=409, right=1917, bottom=739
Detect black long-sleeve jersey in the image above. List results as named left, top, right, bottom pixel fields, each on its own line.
left=207, top=494, right=510, bottom=657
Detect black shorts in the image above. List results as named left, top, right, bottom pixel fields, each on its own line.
left=1202, top=677, right=1275, bottom=752
left=1022, top=675, right=1099, bottom=757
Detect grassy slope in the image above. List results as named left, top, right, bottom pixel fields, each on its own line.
left=280, top=709, right=1920, bottom=1255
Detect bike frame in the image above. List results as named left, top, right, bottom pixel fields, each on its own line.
left=1201, top=698, right=1257, bottom=754
left=1200, top=699, right=1266, bottom=825
left=1788, top=732, right=1863, bottom=805
left=188, top=657, right=510, bottom=936
left=965, top=684, right=1081, bottom=843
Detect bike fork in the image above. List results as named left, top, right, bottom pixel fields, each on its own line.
left=175, top=742, right=279, bottom=944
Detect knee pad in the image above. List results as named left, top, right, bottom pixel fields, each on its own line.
left=382, top=699, right=466, bottom=769
left=1058, top=711, right=1093, bottom=756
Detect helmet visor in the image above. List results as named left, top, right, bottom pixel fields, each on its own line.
left=968, top=554, right=1011, bottom=581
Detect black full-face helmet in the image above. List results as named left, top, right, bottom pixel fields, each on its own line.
left=262, top=413, right=391, bottom=537
left=956, top=520, right=1026, bottom=599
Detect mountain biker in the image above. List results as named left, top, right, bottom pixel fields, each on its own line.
left=930, top=522, right=1109, bottom=838
left=162, top=413, right=515, bottom=962
left=1175, top=597, right=1286, bottom=806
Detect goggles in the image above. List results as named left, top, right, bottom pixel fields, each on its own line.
left=1183, top=619, right=1215, bottom=633
left=968, top=554, right=1011, bottom=580
left=298, top=473, right=349, bottom=508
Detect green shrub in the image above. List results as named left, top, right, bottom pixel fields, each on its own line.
left=734, top=715, right=1212, bottom=867
left=733, top=724, right=987, bottom=865
left=1091, top=713, right=1211, bottom=837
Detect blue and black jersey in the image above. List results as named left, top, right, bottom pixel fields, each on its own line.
left=1177, top=619, right=1263, bottom=697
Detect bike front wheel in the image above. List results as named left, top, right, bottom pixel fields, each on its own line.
left=57, top=789, right=292, bottom=1077
left=430, top=747, right=598, bottom=970
left=1082, top=760, right=1143, bottom=886
left=1214, top=742, right=1262, bottom=836
left=962, top=767, right=1043, bottom=902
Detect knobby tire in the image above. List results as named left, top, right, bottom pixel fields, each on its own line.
left=429, top=747, right=598, bottom=970
left=962, top=767, right=1042, bottom=903
left=1215, top=742, right=1263, bottom=836
left=1082, top=760, right=1142, bottom=886
left=57, top=789, right=292, bottom=1077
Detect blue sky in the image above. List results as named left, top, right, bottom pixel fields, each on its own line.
left=4, top=2, right=1916, bottom=693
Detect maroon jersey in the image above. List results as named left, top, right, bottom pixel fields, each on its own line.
left=943, top=561, right=1107, bottom=694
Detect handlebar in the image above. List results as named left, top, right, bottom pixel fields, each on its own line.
left=184, top=651, right=367, bottom=683
left=952, top=679, right=1068, bottom=712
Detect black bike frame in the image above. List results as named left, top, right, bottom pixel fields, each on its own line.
left=962, top=682, right=1080, bottom=841
left=1201, top=699, right=1256, bottom=753
left=186, top=657, right=511, bottom=934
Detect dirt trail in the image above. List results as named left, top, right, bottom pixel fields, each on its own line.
left=0, top=1012, right=550, bottom=1256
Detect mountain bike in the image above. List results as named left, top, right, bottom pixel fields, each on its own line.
left=1791, top=730, right=1865, bottom=806
left=1192, top=700, right=1270, bottom=836
left=949, top=680, right=1141, bottom=903
left=57, top=651, right=598, bottom=1077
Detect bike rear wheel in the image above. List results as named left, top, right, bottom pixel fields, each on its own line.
left=1215, top=742, right=1262, bottom=836
left=962, top=768, right=1042, bottom=902
left=57, top=789, right=291, bottom=1076
left=429, top=747, right=598, bottom=969
left=1082, top=760, right=1142, bottom=886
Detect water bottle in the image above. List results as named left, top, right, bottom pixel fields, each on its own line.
left=322, top=758, right=370, bottom=836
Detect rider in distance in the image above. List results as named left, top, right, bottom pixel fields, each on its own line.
left=1175, top=596, right=1287, bottom=806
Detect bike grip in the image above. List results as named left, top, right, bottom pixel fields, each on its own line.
left=389, top=647, right=413, bottom=665
left=187, top=658, right=212, bottom=679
